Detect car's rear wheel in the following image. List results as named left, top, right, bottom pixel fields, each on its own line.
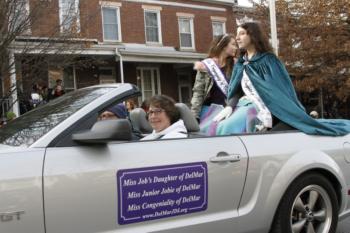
left=271, top=173, right=338, bottom=233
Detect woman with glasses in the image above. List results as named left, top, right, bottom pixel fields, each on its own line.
left=141, top=95, right=187, bottom=140
left=190, top=33, right=238, bottom=124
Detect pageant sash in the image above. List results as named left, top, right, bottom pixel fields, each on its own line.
left=202, top=58, right=229, bottom=97
left=241, top=69, right=272, bottom=128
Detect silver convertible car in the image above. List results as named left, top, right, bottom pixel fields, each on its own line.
left=0, top=83, right=349, bottom=233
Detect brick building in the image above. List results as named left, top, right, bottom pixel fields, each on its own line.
left=5, top=0, right=239, bottom=114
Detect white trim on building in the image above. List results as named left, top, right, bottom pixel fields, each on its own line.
left=12, top=42, right=206, bottom=63
left=124, top=0, right=227, bottom=12
left=142, top=5, right=162, bottom=11
left=99, top=1, right=122, bottom=7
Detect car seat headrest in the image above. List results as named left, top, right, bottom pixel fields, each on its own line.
left=129, top=108, right=152, bottom=134
left=175, top=103, right=200, bottom=132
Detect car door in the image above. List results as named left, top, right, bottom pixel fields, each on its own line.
left=0, top=148, right=46, bottom=233
left=43, top=136, right=248, bottom=233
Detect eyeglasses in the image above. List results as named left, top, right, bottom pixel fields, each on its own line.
left=147, top=108, right=165, bottom=116
left=100, top=112, right=117, bottom=119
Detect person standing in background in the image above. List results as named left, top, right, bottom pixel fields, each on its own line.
left=125, top=99, right=136, bottom=117
left=51, top=79, right=65, bottom=99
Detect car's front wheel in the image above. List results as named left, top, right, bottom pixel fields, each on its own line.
left=271, top=173, right=339, bottom=233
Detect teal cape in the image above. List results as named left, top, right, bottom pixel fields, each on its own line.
left=228, top=52, right=350, bottom=136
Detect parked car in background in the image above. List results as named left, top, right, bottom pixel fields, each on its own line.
left=0, top=83, right=349, bottom=233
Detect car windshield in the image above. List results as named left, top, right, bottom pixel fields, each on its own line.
left=0, top=87, right=114, bottom=147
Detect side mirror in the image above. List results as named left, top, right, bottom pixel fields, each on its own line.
left=72, top=119, right=132, bottom=144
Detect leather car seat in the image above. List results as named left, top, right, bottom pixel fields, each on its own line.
left=129, top=108, right=153, bottom=134
left=175, top=103, right=200, bottom=133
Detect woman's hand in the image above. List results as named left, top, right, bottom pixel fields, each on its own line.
left=213, top=106, right=232, bottom=122
left=193, top=61, right=207, bottom=72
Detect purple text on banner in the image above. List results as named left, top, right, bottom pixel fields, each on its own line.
left=117, top=162, right=208, bottom=225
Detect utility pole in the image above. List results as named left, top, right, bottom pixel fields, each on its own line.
left=269, top=0, right=278, bottom=55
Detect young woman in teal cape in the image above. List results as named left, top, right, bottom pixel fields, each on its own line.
left=213, top=22, right=350, bottom=136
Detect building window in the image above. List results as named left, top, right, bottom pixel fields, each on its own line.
left=212, top=21, right=226, bottom=37
left=177, top=74, right=192, bottom=106
left=178, top=17, right=194, bottom=49
left=144, top=10, right=162, bottom=44
left=99, top=67, right=116, bottom=84
left=59, top=0, right=80, bottom=33
left=137, top=67, right=161, bottom=101
left=102, top=7, right=121, bottom=41
left=11, top=0, right=31, bottom=34
left=62, top=67, right=76, bottom=91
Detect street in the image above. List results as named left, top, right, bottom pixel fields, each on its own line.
left=338, top=217, right=350, bottom=233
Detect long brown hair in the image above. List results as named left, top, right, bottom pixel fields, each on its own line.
left=207, top=33, right=237, bottom=78
left=238, top=22, right=274, bottom=54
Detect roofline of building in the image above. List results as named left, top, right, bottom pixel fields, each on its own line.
left=190, top=0, right=234, bottom=7
left=122, top=0, right=227, bottom=11
left=15, top=36, right=99, bottom=44
left=11, top=42, right=206, bottom=64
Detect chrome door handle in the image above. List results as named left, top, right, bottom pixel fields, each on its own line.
left=210, top=152, right=241, bottom=163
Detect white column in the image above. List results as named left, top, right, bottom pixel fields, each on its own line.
left=73, top=65, right=77, bottom=89
left=115, top=48, right=124, bottom=83
left=269, top=0, right=278, bottom=55
left=9, top=50, right=20, bottom=117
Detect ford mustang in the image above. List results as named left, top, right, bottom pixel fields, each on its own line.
left=0, top=83, right=349, bottom=233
